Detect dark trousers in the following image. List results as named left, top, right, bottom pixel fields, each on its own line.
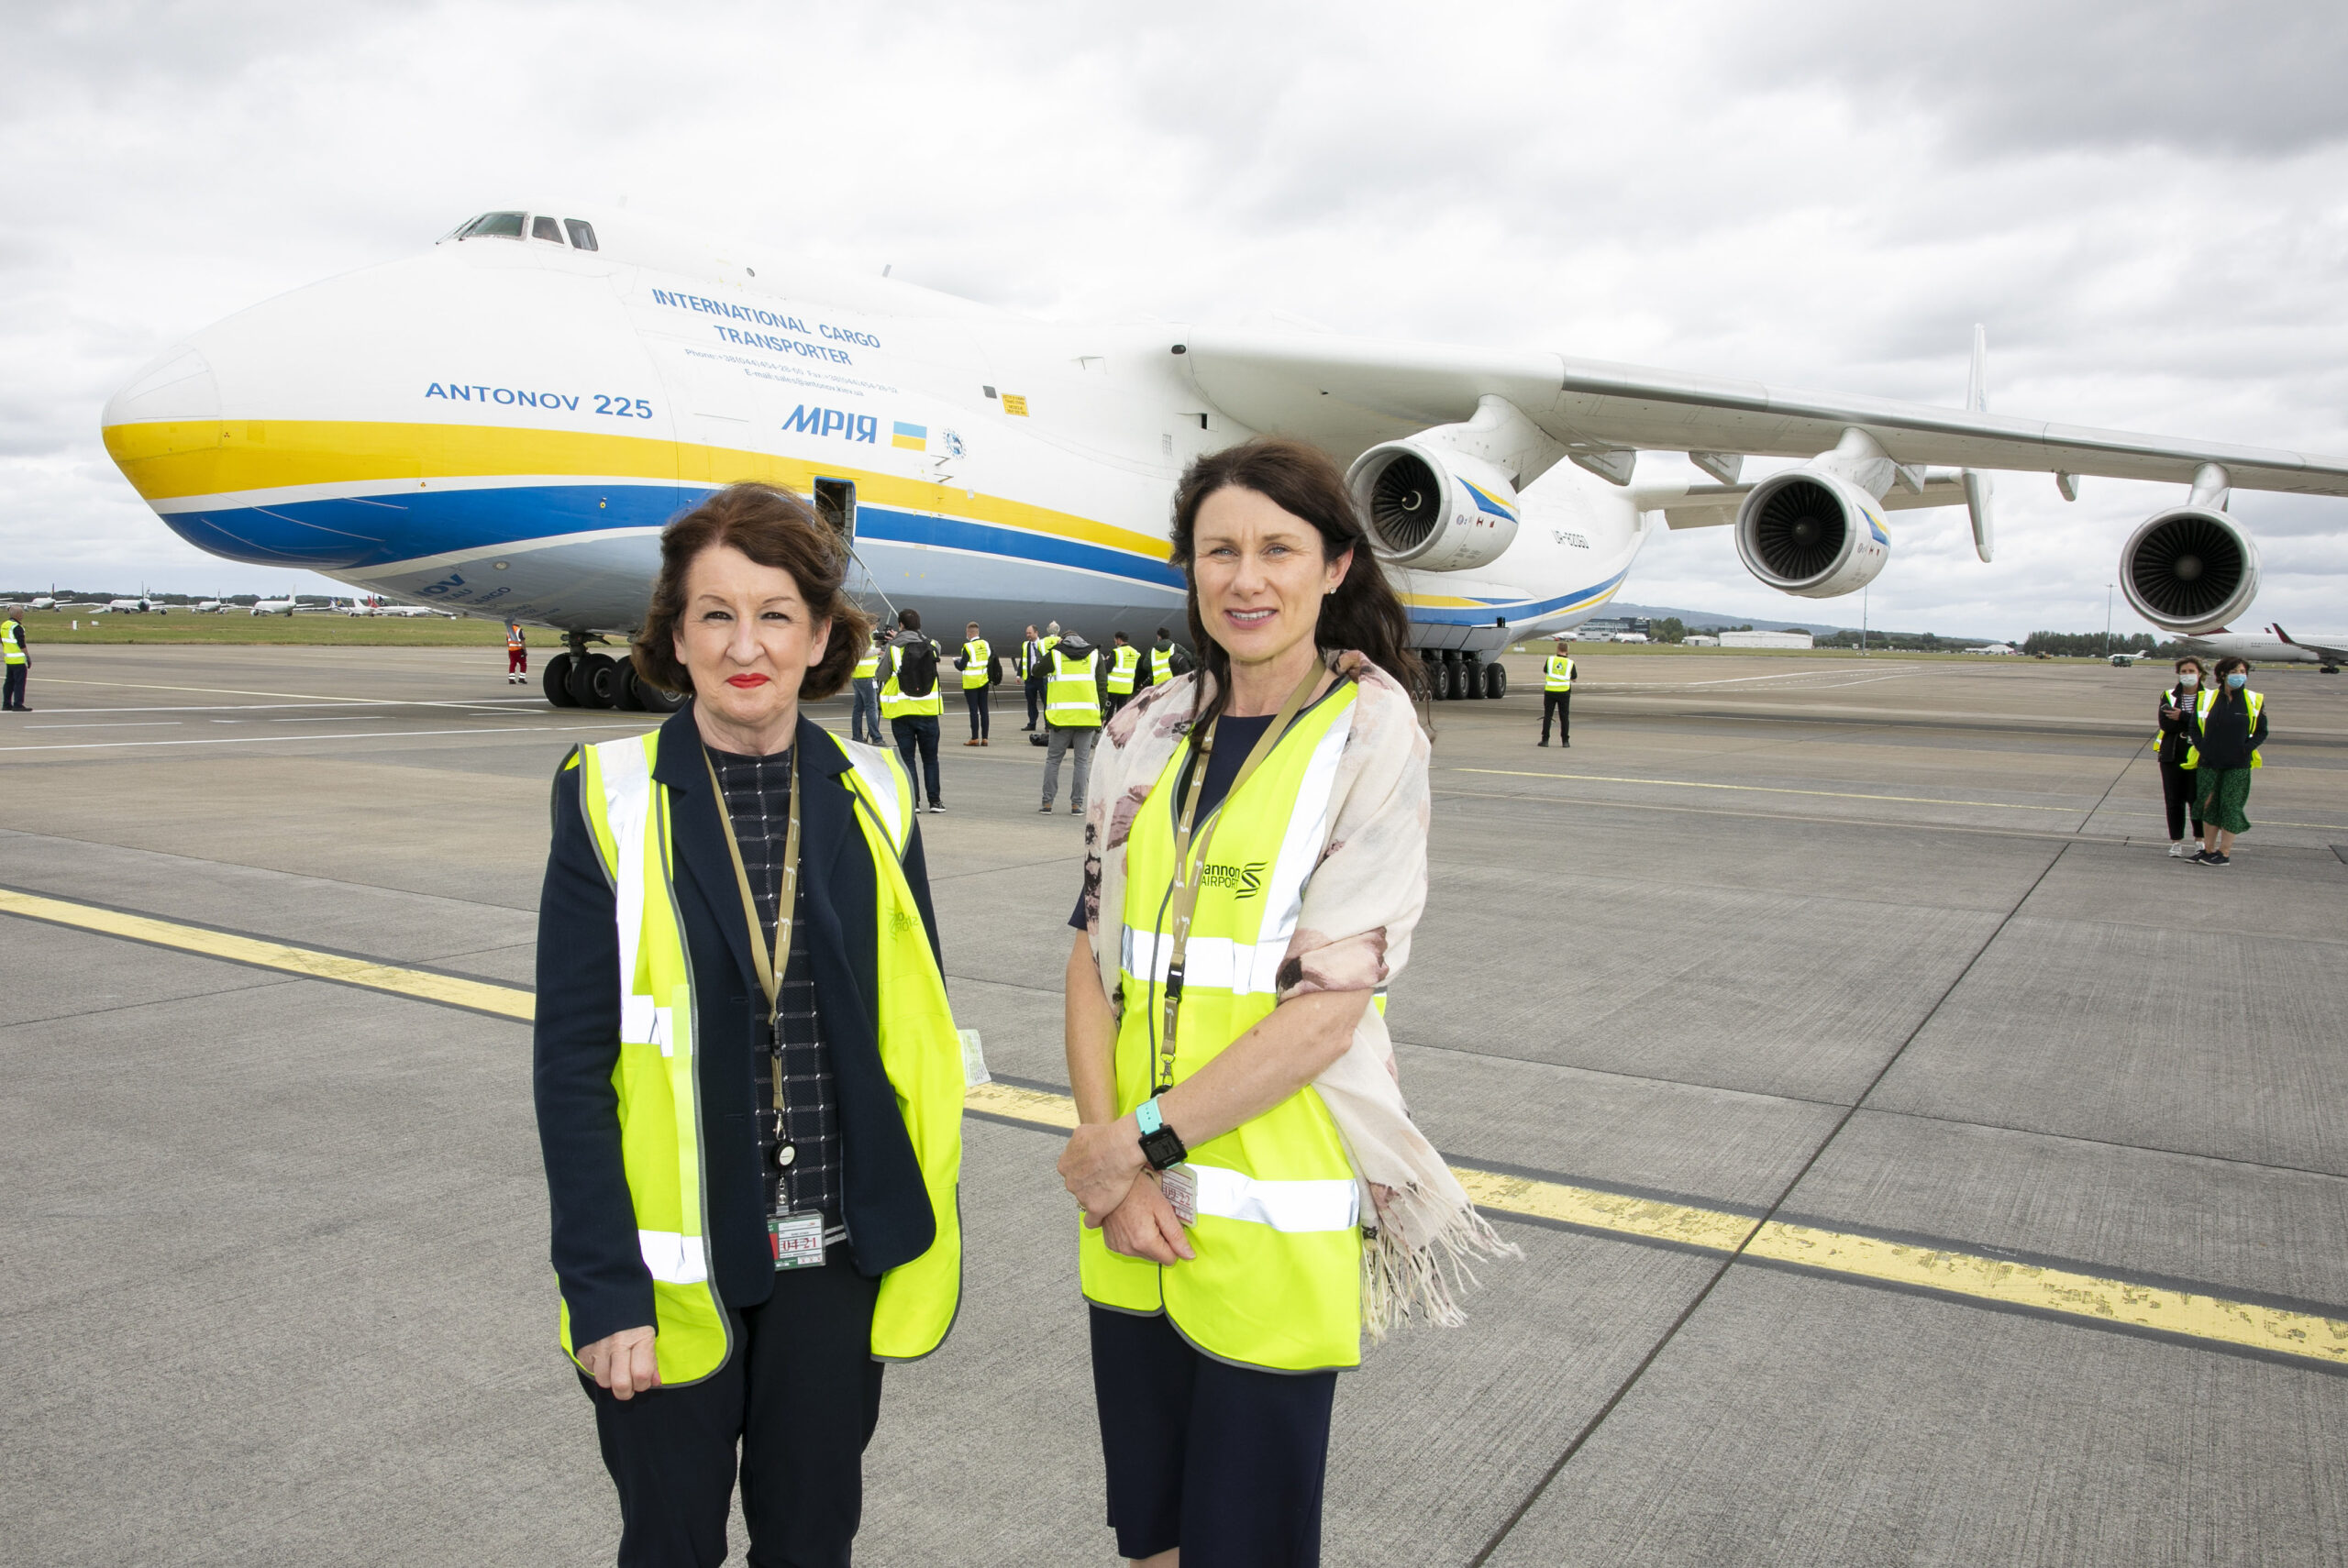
left=849, top=679, right=880, bottom=744
left=890, top=714, right=942, bottom=804
left=963, top=687, right=991, bottom=739
left=1106, top=690, right=1133, bottom=721
left=2160, top=757, right=2205, bottom=841
left=2, top=665, right=23, bottom=708
left=1024, top=674, right=1045, bottom=728
left=1541, top=690, right=1571, bottom=742
left=1091, top=1308, right=1336, bottom=1567
left=583, top=1254, right=884, bottom=1568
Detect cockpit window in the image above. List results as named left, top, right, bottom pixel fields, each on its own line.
left=461, top=211, right=526, bottom=239
left=564, top=219, right=599, bottom=252
left=531, top=215, right=563, bottom=243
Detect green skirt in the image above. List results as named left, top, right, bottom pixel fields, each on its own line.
left=2197, top=767, right=2254, bottom=835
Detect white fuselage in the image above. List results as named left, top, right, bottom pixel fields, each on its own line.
left=101, top=209, right=1646, bottom=653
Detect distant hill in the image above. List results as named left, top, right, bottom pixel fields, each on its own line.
left=1603, top=601, right=1995, bottom=645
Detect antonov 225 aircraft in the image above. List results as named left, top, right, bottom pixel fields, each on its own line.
left=100, top=204, right=2348, bottom=711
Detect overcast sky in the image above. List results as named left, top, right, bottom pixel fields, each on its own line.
left=6, top=0, right=2347, bottom=637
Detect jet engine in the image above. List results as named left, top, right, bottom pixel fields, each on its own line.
left=1733, top=470, right=1891, bottom=599
left=1346, top=442, right=1523, bottom=572
left=2119, top=505, right=2259, bottom=635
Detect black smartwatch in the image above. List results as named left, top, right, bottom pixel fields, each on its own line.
left=1136, top=1097, right=1188, bottom=1170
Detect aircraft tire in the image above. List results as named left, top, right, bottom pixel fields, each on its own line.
left=574, top=653, right=620, bottom=709
left=543, top=653, right=580, bottom=708
left=1461, top=659, right=1483, bottom=700
left=1485, top=662, right=1507, bottom=699
left=1444, top=661, right=1465, bottom=701
left=613, top=662, right=646, bottom=712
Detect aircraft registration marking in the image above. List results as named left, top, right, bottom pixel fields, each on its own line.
left=6, top=885, right=2343, bottom=1370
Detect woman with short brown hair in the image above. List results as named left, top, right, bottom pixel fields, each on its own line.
left=534, top=482, right=966, bottom=1566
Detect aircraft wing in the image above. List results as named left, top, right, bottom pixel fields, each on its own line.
left=1175, top=329, right=2348, bottom=495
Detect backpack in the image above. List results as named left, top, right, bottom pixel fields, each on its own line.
left=894, top=638, right=939, bottom=698
left=988, top=652, right=1006, bottom=688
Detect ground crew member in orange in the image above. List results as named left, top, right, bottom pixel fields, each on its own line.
left=506, top=621, right=528, bottom=685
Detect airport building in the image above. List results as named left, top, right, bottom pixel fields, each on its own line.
left=1718, top=629, right=1814, bottom=649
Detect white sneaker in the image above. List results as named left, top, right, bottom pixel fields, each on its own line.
left=2167, top=841, right=2188, bottom=857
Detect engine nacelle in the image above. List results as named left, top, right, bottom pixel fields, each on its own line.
left=2119, top=507, right=2259, bottom=635
left=1346, top=442, right=1522, bottom=572
left=1733, top=471, right=1891, bottom=598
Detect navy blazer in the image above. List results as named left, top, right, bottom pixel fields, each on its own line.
left=533, top=707, right=943, bottom=1351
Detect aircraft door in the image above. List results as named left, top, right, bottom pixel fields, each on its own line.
left=814, top=478, right=857, bottom=551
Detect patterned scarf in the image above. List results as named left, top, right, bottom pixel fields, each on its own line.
left=1076, top=649, right=1518, bottom=1338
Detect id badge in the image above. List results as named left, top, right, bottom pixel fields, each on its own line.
left=769, top=1210, right=827, bottom=1271
left=1159, top=1165, right=1198, bottom=1229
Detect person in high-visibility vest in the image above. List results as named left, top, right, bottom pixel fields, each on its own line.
left=0, top=611, right=28, bottom=712
left=533, top=482, right=963, bottom=1563
left=958, top=621, right=993, bottom=746
left=1015, top=624, right=1044, bottom=731
left=1056, top=438, right=1509, bottom=1566
left=2154, top=657, right=2206, bottom=856
left=1146, top=625, right=1192, bottom=689
left=1539, top=636, right=1576, bottom=746
left=2188, top=657, right=2269, bottom=867
left=1103, top=630, right=1141, bottom=718
left=880, top=608, right=947, bottom=812
left=849, top=628, right=884, bottom=744
left=505, top=621, right=528, bottom=685
left=1038, top=632, right=1103, bottom=813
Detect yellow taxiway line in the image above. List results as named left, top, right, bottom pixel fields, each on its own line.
left=6, top=884, right=2342, bottom=1369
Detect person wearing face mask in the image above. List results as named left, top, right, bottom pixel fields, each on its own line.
left=1056, top=439, right=1515, bottom=1568
left=2154, top=657, right=2208, bottom=856
left=532, top=483, right=965, bottom=1567
left=2187, top=657, right=2267, bottom=867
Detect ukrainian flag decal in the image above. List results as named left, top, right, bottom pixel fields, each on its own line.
left=892, top=421, right=927, bottom=452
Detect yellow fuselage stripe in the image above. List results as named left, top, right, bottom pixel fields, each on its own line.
left=11, top=884, right=2340, bottom=1367
left=99, top=417, right=1174, bottom=567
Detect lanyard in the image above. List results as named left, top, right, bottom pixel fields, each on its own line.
left=699, top=741, right=803, bottom=1032
left=1153, top=660, right=1328, bottom=1094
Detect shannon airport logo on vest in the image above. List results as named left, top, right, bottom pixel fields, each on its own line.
left=1198, top=861, right=1268, bottom=900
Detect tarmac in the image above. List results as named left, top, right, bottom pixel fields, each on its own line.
left=4, top=644, right=2345, bottom=1567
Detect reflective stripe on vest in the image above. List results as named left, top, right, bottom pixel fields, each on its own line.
left=1106, top=645, right=1140, bottom=695
left=1149, top=646, right=1174, bottom=685
left=1047, top=650, right=1102, bottom=726
left=562, top=726, right=959, bottom=1381
left=880, top=642, right=945, bottom=718
left=852, top=650, right=880, bottom=680
left=1545, top=656, right=1575, bottom=691
left=961, top=639, right=991, bottom=690
left=2184, top=687, right=2265, bottom=770
left=1080, top=681, right=1363, bottom=1372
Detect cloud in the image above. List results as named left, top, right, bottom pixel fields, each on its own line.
left=3, top=0, right=2344, bottom=634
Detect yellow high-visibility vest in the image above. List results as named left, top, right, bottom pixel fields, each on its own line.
left=880, top=641, right=945, bottom=719
left=1, top=619, right=24, bottom=666
left=1107, top=645, right=1141, bottom=696
left=1080, top=681, right=1365, bottom=1371
left=1046, top=649, right=1102, bottom=728
left=1544, top=656, right=1576, bottom=691
left=1148, top=646, right=1176, bottom=686
left=2182, top=687, right=2265, bottom=770
left=560, top=728, right=964, bottom=1382
left=961, top=639, right=991, bottom=690
left=852, top=647, right=880, bottom=681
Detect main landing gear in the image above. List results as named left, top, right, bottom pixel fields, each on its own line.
left=542, top=632, right=687, bottom=713
left=1420, top=649, right=1505, bottom=701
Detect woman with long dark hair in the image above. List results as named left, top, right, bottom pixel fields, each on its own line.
left=1055, top=438, right=1509, bottom=1566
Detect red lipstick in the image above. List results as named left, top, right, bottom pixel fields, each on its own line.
left=725, top=674, right=770, bottom=689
